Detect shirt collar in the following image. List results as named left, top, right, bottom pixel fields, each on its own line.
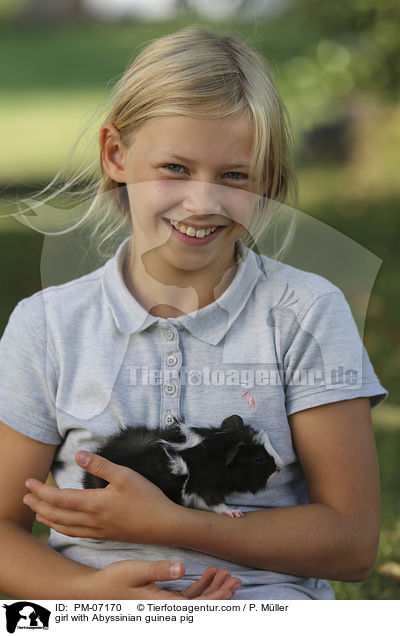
left=102, top=237, right=264, bottom=345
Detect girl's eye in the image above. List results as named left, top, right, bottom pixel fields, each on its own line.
left=164, top=164, right=186, bottom=174
left=224, top=172, right=248, bottom=180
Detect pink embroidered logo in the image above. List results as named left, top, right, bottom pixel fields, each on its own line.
left=241, top=390, right=255, bottom=412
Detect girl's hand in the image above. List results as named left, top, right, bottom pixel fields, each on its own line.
left=77, top=561, right=242, bottom=600
left=23, top=451, right=182, bottom=544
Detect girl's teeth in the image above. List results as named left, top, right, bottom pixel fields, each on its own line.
left=168, top=219, right=217, bottom=237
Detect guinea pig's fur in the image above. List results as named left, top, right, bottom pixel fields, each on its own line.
left=83, top=415, right=283, bottom=517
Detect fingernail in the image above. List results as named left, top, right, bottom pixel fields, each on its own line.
left=77, top=451, right=90, bottom=467
left=169, top=563, right=182, bottom=579
left=25, top=480, right=31, bottom=489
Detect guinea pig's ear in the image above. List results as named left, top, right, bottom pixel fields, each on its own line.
left=221, top=415, right=244, bottom=431
left=225, top=441, right=245, bottom=466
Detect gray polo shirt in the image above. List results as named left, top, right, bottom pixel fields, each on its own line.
left=0, top=238, right=387, bottom=600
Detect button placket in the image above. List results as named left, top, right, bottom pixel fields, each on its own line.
left=160, top=324, right=181, bottom=427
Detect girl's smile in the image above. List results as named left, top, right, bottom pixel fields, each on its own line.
left=162, top=217, right=227, bottom=245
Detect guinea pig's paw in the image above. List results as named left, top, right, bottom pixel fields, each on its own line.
left=223, top=508, right=244, bottom=519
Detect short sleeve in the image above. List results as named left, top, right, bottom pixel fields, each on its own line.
left=0, top=299, right=61, bottom=444
left=284, top=292, right=388, bottom=415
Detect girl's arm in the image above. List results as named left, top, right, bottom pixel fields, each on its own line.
left=25, top=397, right=380, bottom=582
left=0, top=422, right=90, bottom=598
left=0, top=422, right=241, bottom=599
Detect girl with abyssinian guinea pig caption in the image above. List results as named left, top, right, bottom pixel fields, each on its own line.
left=0, top=27, right=386, bottom=600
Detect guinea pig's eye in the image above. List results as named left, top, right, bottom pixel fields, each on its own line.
left=255, top=455, right=265, bottom=464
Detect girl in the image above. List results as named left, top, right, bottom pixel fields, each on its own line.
left=0, top=26, right=386, bottom=600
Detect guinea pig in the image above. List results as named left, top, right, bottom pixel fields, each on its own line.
left=82, top=414, right=283, bottom=517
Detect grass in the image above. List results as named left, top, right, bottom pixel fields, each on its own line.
left=330, top=404, right=400, bottom=600
left=0, top=90, right=104, bottom=182
left=0, top=18, right=320, bottom=93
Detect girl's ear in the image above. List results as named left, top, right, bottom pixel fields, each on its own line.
left=99, top=123, right=127, bottom=184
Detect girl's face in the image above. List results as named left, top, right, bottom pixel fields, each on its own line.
left=102, top=114, right=256, bottom=275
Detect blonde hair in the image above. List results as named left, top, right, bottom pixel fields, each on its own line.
left=24, top=26, right=297, bottom=260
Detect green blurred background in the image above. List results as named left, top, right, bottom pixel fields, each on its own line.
left=0, top=0, right=399, bottom=600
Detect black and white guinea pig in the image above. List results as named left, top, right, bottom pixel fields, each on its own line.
left=82, top=414, right=283, bottom=517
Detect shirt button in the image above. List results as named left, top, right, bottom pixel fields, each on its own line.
left=164, top=414, right=175, bottom=425
left=166, top=328, right=175, bottom=341
left=167, top=354, right=178, bottom=367
left=165, top=384, right=176, bottom=396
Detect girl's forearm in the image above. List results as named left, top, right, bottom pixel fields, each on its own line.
left=0, top=520, right=94, bottom=599
left=174, top=503, right=375, bottom=582
left=0, top=520, right=244, bottom=601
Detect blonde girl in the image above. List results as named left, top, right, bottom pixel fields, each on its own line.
left=0, top=26, right=386, bottom=600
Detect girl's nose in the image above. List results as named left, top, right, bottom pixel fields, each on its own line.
left=182, top=181, right=223, bottom=216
